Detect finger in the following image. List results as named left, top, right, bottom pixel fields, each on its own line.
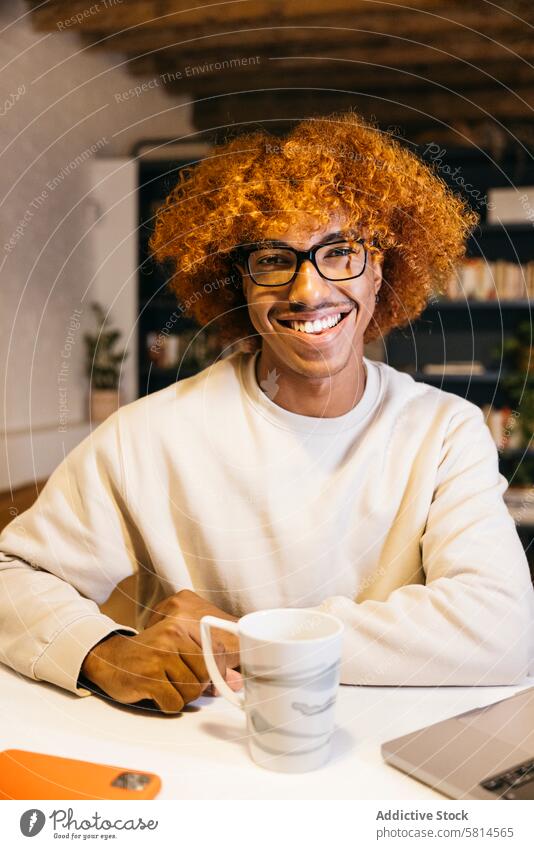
left=145, top=603, right=171, bottom=629
left=187, top=620, right=240, bottom=670
left=181, top=632, right=228, bottom=686
left=160, top=625, right=212, bottom=685
left=164, top=659, right=206, bottom=705
left=144, top=609, right=160, bottom=628
left=146, top=682, right=185, bottom=714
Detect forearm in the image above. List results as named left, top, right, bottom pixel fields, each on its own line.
left=0, top=556, right=136, bottom=695
left=311, top=575, right=534, bottom=686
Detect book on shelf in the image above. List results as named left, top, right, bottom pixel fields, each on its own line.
left=443, top=258, right=534, bottom=302
left=504, top=489, right=534, bottom=527
left=481, top=405, right=524, bottom=452
left=487, top=186, right=534, bottom=225
left=422, top=361, right=485, bottom=376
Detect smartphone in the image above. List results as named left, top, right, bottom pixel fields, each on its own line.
left=0, top=749, right=161, bottom=800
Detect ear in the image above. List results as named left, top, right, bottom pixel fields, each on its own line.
left=371, top=252, right=383, bottom=298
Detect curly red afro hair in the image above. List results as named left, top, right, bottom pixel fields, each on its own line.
left=149, top=111, right=478, bottom=349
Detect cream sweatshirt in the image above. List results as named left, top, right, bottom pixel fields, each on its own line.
left=1, top=351, right=533, bottom=696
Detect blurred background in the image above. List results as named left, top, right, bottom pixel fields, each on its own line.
left=2, top=0, right=534, bottom=592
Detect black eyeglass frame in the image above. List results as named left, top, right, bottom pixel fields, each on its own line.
left=233, top=237, right=370, bottom=288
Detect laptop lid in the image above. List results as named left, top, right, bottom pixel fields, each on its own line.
left=381, top=688, right=534, bottom=800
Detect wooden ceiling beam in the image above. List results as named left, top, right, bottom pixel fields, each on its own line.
left=126, top=55, right=534, bottom=94
left=30, top=0, right=469, bottom=33
left=177, top=84, right=534, bottom=121
left=162, top=74, right=534, bottom=110
left=189, top=88, right=533, bottom=132
left=107, top=35, right=534, bottom=74
left=81, top=8, right=529, bottom=56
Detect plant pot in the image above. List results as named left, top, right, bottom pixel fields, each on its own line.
left=90, top=388, right=120, bottom=423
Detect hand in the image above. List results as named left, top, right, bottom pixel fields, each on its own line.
left=81, top=591, right=239, bottom=713
left=146, top=589, right=240, bottom=669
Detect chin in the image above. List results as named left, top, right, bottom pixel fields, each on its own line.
left=272, top=341, right=355, bottom=380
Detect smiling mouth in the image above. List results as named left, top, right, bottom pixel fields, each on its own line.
left=274, top=308, right=354, bottom=336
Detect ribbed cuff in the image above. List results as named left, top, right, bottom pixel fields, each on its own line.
left=32, top=615, right=137, bottom=696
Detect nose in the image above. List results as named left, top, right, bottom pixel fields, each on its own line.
left=288, top=259, right=334, bottom=308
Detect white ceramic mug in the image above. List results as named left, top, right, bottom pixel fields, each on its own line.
left=200, top=608, right=344, bottom=773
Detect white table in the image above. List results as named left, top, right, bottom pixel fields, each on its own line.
left=1, top=664, right=532, bottom=800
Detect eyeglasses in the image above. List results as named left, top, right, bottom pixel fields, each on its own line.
left=234, top=238, right=369, bottom=287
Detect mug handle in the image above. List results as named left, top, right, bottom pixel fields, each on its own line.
left=200, top=615, right=245, bottom=710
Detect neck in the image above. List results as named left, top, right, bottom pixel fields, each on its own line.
left=255, top=348, right=367, bottom=418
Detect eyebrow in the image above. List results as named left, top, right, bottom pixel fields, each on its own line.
left=252, top=230, right=358, bottom=250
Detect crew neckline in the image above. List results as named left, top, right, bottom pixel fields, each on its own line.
left=239, top=349, right=382, bottom=433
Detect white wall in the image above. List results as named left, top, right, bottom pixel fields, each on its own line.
left=0, top=2, right=194, bottom=488
left=89, top=158, right=139, bottom=405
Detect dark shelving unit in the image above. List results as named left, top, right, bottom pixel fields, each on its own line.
left=385, top=145, right=534, bottom=571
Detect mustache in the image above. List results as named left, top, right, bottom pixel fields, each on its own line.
left=278, top=302, right=354, bottom=314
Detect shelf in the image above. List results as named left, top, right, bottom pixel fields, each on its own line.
left=409, top=370, right=506, bottom=383
left=476, top=223, right=534, bottom=235
left=505, top=496, right=534, bottom=529
left=424, top=300, right=532, bottom=311
left=410, top=371, right=534, bottom=385
left=511, top=517, right=534, bottom=529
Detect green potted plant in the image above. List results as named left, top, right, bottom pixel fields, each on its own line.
left=84, top=302, right=128, bottom=422
left=515, top=388, right=534, bottom=449
left=502, top=374, right=534, bottom=446
left=501, top=322, right=534, bottom=375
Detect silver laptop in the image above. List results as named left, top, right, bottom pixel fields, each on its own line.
left=382, top=687, right=534, bottom=799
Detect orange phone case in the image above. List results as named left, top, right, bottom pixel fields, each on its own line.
left=0, top=749, right=161, bottom=800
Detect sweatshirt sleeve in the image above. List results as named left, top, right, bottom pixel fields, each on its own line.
left=311, top=405, right=534, bottom=686
left=0, top=413, right=139, bottom=696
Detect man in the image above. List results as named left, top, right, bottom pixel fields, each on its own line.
left=1, top=112, right=533, bottom=714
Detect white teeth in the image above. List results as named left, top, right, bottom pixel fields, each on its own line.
left=288, top=313, right=343, bottom=334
